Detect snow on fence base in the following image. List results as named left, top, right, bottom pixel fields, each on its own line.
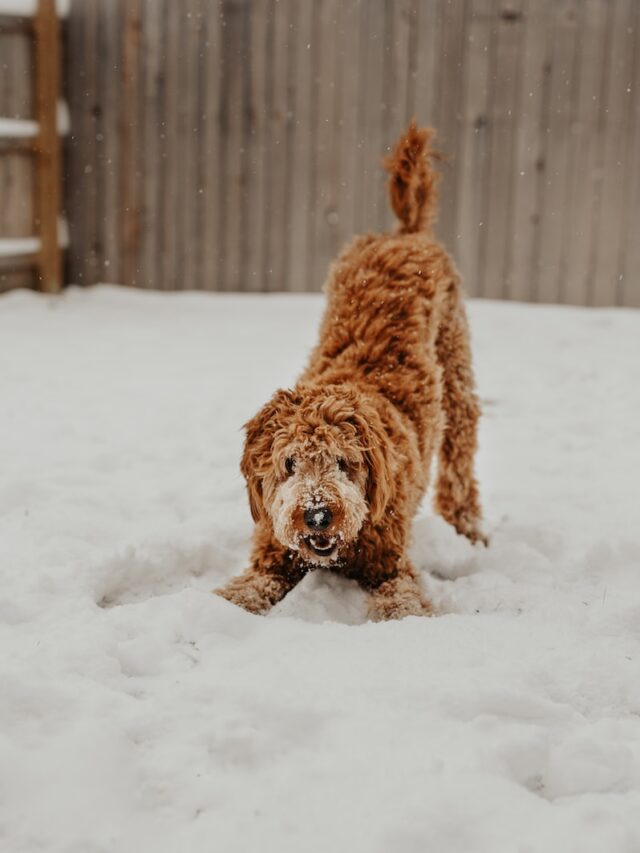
left=1, top=287, right=639, bottom=853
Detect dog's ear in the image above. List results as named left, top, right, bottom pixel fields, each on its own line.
left=241, top=389, right=295, bottom=522
left=351, top=404, right=396, bottom=525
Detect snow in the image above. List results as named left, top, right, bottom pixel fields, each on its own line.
left=1, top=284, right=639, bottom=852
left=0, top=0, right=69, bottom=16
left=0, top=236, right=40, bottom=257
left=0, top=117, right=38, bottom=139
left=0, top=103, right=71, bottom=138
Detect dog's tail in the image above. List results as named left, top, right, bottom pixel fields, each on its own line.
left=383, top=121, right=440, bottom=234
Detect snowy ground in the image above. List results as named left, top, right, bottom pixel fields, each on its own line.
left=1, top=284, right=639, bottom=853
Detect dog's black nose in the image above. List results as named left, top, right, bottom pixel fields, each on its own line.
left=304, top=506, right=333, bottom=530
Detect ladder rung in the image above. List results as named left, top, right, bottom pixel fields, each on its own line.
left=0, top=117, right=39, bottom=140
left=0, top=237, right=41, bottom=260
left=0, top=0, right=69, bottom=17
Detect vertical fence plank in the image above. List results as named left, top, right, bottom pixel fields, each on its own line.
left=311, top=0, right=341, bottom=290
left=172, top=3, right=190, bottom=289
left=34, top=0, right=62, bottom=293
left=243, top=0, right=268, bottom=291
left=336, top=0, right=362, bottom=242
left=434, top=0, right=469, bottom=254
left=591, top=0, right=636, bottom=306
left=560, top=0, right=608, bottom=305
left=263, top=0, right=294, bottom=291
left=508, top=0, right=547, bottom=302
left=583, top=0, right=615, bottom=305
left=67, top=0, right=100, bottom=285
left=456, top=0, right=493, bottom=295
left=527, top=0, right=556, bottom=302
left=120, top=0, right=141, bottom=287
left=355, top=0, right=386, bottom=232
left=412, top=0, right=441, bottom=130
left=619, top=1, right=640, bottom=308
left=96, top=0, right=121, bottom=284
left=64, top=1, right=84, bottom=286
left=218, top=0, right=247, bottom=291
left=480, top=0, right=525, bottom=299
left=159, top=0, right=179, bottom=289
left=180, top=0, right=204, bottom=289
left=287, top=0, right=314, bottom=291
left=535, top=0, right=580, bottom=304
left=138, top=0, right=162, bottom=289
left=201, top=0, right=222, bottom=291
left=379, top=0, right=416, bottom=234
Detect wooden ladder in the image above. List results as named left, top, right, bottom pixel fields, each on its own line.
left=0, top=0, right=62, bottom=293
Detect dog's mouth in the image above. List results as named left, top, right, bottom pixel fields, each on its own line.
left=304, top=534, right=337, bottom=558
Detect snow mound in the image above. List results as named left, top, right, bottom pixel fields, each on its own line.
left=1, top=285, right=639, bottom=852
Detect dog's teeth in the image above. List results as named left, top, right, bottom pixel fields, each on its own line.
left=310, top=536, right=334, bottom=552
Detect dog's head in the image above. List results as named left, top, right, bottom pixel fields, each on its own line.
left=241, top=384, right=395, bottom=564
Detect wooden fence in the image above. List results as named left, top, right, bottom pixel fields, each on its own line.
left=25, top=1, right=640, bottom=304
left=1, top=1, right=64, bottom=294
left=0, top=13, right=35, bottom=291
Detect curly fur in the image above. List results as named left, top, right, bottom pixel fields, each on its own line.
left=216, top=122, right=486, bottom=621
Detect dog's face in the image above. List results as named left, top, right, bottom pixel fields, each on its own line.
left=241, top=385, right=394, bottom=564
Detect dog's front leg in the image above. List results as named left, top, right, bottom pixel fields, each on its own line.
left=364, top=561, right=433, bottom=622
left=214, top=528, right=306, bottom=615
left=215, top=563, right=305, bottom=614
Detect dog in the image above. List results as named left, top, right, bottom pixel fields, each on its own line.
left=215, top=122, right=486, bottom=621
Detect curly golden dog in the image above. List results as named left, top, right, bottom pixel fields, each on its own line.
left=216, top=122, right=486, bottom=620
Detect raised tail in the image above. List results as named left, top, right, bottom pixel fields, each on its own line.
left=383, top=121, right=440, bottom=234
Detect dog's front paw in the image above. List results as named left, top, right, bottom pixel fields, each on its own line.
left=214, top=579, right=271, bottom=615
left=214, top=565, right=300, bottom=615
left=367, top=573, right=434, bottom=622
left=368, top=594, right=434, bottom=622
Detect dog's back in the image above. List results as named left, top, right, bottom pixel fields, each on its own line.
left=303, top=123, right=456, bottom=413
left=301, top=123, right=484, bottom=545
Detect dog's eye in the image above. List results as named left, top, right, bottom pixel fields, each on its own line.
left=285, top=457, right=296, bottom=476
left=337, top=457, right=348, bottom=472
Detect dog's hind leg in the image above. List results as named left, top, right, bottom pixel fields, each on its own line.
left=434, top=284, right=487, bottom=545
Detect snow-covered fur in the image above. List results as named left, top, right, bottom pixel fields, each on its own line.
left=216, top=122, right=486, bottom=620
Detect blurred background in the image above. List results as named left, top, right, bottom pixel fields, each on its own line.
left=1, top=0, right=638, bottom=305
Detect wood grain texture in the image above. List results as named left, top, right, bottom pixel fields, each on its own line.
left=1, top=0, right=628, bottom=306
left=619, top=0, right=640, bottom=307
left=201, top=0, right=222, bottom=292
left=560, top=0, right=609, bottom=305
left=535, top=0, right=579, bottom=304
left=591, top=0, right=636, bottom=306
left=311, top=0, right=342, bottom=290
left=0, top=1, right=60, bottom=291
left=34, top=0, right=62, bottom=293
left=456, top=0, right=493, bottom=296
left=480, top=0, right=525, bottom=300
